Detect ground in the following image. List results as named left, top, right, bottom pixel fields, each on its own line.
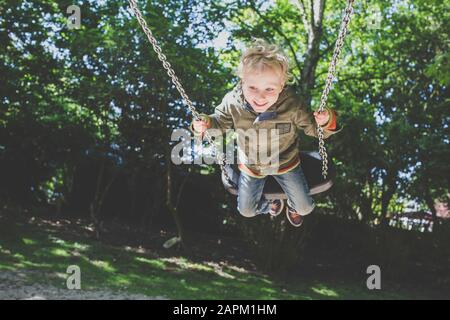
left=0, top=270, right=164, bottom=300
left=0, top=210, right=444, bottom=300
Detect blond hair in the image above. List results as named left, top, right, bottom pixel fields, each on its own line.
left=237, top=39, right=293, bottom=84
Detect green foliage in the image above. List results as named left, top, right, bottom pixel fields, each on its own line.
left=0, top=0, right=448, bottom=274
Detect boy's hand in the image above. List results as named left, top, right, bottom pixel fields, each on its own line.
left=193, top=119, right=209, bottom=133
left=313, top=110, right=330, bottom=126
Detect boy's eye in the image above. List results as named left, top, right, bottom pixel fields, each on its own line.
left=266, top=88, right=274, bottom=92
left=249, top=86, right=257, bottom=90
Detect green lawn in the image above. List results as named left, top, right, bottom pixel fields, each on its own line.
left=0, top=213, right=436, bottom=300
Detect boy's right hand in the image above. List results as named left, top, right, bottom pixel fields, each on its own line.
left=193, top=119, right=209, bottom=133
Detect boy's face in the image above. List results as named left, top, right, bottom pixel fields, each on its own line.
left=242, top=68, right=285, bottom=113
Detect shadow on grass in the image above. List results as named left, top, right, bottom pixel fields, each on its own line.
left=0, top=213, right=423, bottom=300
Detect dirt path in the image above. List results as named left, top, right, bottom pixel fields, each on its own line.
left=0, top=270, right=167, bottom=300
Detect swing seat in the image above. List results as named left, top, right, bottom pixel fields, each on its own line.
left=221, top=151, right=336, bottom=200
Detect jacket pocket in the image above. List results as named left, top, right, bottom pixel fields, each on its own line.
left=276, top=122, right=292, bottom=135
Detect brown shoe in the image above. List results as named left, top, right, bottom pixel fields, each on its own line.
left=286, top=204, right=304, bottom=227
left=269, top=199, right=284, bottom=217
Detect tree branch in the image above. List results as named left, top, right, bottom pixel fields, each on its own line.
left=247, top=1, right=302, bottom=81
left=313, top=0, right=326, bottom=28
left=337, top=67, right=402, bottom=84
left=293, top=0, right=312, bottom=36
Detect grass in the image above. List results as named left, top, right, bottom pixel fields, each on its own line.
left=0, top=212, right=440, bottom=300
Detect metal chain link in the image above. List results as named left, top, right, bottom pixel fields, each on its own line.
left=128, top=0, right=231, bottom=183
left=316, top=0, right=355, bottom=179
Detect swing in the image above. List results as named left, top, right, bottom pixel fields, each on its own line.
left=221, top=151, right=336, bottom=200
left=128, top=0, right=354, bottom=198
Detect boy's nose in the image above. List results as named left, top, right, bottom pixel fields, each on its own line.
left=257, top=93, right=267, bottom=101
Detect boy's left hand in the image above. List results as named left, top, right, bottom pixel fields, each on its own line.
left=313, top=110, right=330, bottom=126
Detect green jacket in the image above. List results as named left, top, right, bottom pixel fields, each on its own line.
left=191, top=85, right=341, bottom=177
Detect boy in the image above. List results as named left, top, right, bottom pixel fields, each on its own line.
left=192, top=39, right=340, bottom=227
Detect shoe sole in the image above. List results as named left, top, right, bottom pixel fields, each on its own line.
left=286, top=206, right=303, bottom=227
left=269, top=199, right=285, bottom=217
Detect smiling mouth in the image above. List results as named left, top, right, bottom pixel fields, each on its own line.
left=253, top=101, right=268, bottom=107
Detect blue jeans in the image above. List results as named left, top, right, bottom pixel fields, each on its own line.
left=237, top=165, right=315, bottom=217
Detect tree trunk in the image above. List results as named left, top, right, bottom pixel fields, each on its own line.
left=379, top=172, right=397, bottom=227
left=90, top=159, right=118, bottom=238
left=360, top=193, right=374, bottom=223
left=165, top=145, right=187, bottom=246
left=423, top=180, right=438, bottom=233
left=297, top=0, right=326, bottom=105
left=128, top=168, right=138, bottom=221
left=90, top=160, right=105, bottom=238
